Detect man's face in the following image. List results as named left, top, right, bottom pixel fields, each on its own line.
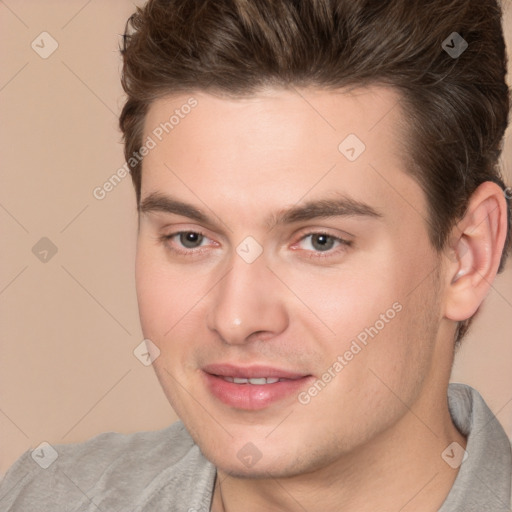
left=136, top=87, right=449, bottom=477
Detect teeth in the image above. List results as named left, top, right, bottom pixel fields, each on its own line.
left=248, top=378, right=267, bottom=385
left=223, top=376, right=283, bottom=385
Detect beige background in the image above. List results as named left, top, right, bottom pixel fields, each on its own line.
left=0, top=0, right=511, bottom=477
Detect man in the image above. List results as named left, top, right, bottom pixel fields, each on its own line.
left=1, top=0, right=511, bottom=510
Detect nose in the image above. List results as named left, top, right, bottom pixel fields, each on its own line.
left=206, top=254, right=289, bottom=345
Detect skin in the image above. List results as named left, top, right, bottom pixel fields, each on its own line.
left=135, top=86, right=508, bottom=511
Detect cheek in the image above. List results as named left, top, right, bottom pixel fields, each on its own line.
left=295, top=278, right=440, bottom=450
left=135, top=245, right=198, bottom=340
left=135, top=248, right=168, bottom=337
left=278, top=258, right=400, bottom=345
left=285, top=244, right=439, bottom=386
left=359, top=276, right=441, bottom=424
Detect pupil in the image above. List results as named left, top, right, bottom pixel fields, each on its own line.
left=312, top=234, right=334, bottom=251
left=180, top=232, right=203, bottom=248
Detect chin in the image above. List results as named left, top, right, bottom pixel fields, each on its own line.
left=211, top=455, right=301, bottom=479
left=197, top=432, right=324, bottom=479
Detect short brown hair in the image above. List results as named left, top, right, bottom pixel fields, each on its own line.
left=119, top=0, right=511, bottom=340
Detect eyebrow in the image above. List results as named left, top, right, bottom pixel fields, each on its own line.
left=138, top=192, right=382, bottom=229
left=139, top=193, right=209, bottom=224
left=270, top=197, right=382, bottom=228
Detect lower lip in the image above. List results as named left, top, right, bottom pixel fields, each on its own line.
left=203, top=373, right=313, bottom=410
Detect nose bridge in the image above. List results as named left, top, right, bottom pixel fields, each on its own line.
left=207, top=253, right=288, bottom=344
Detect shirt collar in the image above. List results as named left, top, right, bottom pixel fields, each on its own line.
left=439, top=383, right=512, bottom=511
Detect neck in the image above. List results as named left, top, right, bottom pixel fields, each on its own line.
left=211, top=386, right=466, bottom=512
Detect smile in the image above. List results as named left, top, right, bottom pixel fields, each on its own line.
left=220, top=376, right=288, bottom=384
left=202, top=364, right=313, bottom=410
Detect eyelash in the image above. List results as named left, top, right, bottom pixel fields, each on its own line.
left=292, top=232, right=353, bottom=259
left=158, top=231, right=213, bottom=257
left=158, top=231, right=352, bottom=259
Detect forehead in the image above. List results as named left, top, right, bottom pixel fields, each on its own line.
left=140, top=86, right=426, bottom=228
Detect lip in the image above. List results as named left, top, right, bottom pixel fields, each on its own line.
left=202, top=363, right=313, bottom=410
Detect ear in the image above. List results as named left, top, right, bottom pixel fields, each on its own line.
left=444, top=181, right=508, bottom=322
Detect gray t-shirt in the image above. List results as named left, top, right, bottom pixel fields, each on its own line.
left=0, top=383, right=510, bottom=511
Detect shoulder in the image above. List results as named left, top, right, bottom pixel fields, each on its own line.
left=0, top=421, right=216, bottom=512
left=442, top=383, right=512, bottom=511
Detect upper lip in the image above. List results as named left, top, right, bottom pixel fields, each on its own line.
left=202, top=363, right=309, bottom=380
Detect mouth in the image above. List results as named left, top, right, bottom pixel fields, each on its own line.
left=220, top=376, right=289, bottom=384
left=202, top=364, right=313, bottom=410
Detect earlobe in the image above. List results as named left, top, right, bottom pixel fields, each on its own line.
left=444, top=182, right=508, bottom=322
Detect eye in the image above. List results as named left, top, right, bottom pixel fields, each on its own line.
left=159, top=230, right=214, bottom=254
left=303, top=233, right=337, bottom=252
left=294, top=232, right=351, bottom=256
left=177, top=231, right=206, bottom=249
